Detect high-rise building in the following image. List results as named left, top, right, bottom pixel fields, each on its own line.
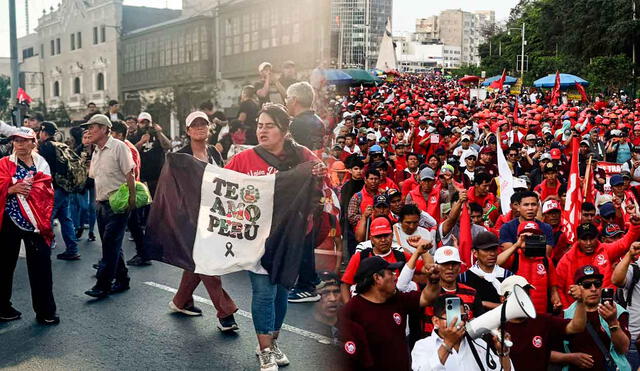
left=418, top=9, right=495, bottom=67
left=331, top=0, right=393, bottom=69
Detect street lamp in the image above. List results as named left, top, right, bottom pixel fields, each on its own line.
left=507, top=23, right=526, bottom=81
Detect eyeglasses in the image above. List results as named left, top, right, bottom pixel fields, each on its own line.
left=580, top=280, right=603, bottom=289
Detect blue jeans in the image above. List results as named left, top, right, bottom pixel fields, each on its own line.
left=95, top=202, right=129, bottom=290
left=248, top=272, right=288, bottom=335
left=52, top=188, right=78, bottom=255
left=627, top=340, right=639, bottom=370
left=70, top=188, right=96, bottom=234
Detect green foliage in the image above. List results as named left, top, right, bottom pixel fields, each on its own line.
left=479, top=0, right=639, bottom=94
left=0, top=75, right=10, bottom=120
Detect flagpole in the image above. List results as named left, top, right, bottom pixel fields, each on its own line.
left=583, top=155, right=592, bottom=199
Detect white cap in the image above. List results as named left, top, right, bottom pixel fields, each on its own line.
left=525, top=134, right=537, bottom=141
left=460, top=148, right=478, bottom=164
left=540, top=153, right=552, bottom=161
left=8, top=126, right=36, bottom=140
left=434, top=246, right=462, bottom=264
left=343, top=112, right=353, bottom=119
left=258, top=62, right=272, bottom=72
left=137, top=112, right=152, bottom=122
left=461, top=134, right=471, bottom=141
left=185, top=111, right=210, bottom=127
left=499, top=275, right=535, bottom=296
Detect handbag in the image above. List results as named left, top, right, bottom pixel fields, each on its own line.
left=585, top=323, right=618, bottom=371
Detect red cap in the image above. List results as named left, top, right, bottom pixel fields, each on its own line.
left=542, top=200, right=561, bottom=214
left=369, top=217, right=392, bottom=236
left=517, top=221, right=543, bottom=235
left=550, top=148, right=561, bottom=160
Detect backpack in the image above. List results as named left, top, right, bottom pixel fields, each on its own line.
left=51, top=141, right=88, bottom=193
left=614, top=263, right=640, bottom=309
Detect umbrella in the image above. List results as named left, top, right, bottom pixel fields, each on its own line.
left=322, top=69, right=354, bottom=84
left=368, top=68, right=385, bottom=77
left=458, top=75, right=480, bottom=84
left=343, top=69, right=380, bottom=84
left=481, top=75, right=518, bottom=86
left=533, top=73, right=589, bottom=89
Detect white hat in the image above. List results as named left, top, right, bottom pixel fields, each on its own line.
left=8, top=126, right=36, bottom=140
left=185, top=111, right=210, bottom=127
left=540, top=153, right=552, bottom=161
left=499, top=275, right=535, bottom=296
left=461, top=134, right=471, bottom=141
left=343, top=112, right=353, bottom=119
left=460, top=148, right=478, bottom=164
left=525, top=134, right=536, bottom=141
left=434, top=246, right=462, bottom=264
left=137, top=112, right=152, bottom=122
left=258, top=62, right=272, bottom=72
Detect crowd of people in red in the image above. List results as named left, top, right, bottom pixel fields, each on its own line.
left=315, top=72, right=640, bottom=370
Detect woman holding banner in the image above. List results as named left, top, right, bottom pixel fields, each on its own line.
left=169, top=111, right=240, bottom=332
left=225, top=103, right=326, bottom=371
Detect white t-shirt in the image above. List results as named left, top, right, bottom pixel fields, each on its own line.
left=621, top=160, right=640, bottom=186
left=391, top=223, right=435, bottom=255
left=624, top=263, right=640, bottom=341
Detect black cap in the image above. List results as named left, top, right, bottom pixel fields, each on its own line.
left=577, top=223, right=599, bottom=240
left=574, top=265, right=604, bottom=284
left=40, top=121, right=58, bottom=136
left=373, top=194, right=389, bottom=207
left=354, top=256, right=404, bottom=283
left=543, top=162, right=557, bottom=173
left=473, top=231, right=500, bottom=250
left=26, top=112, right=45, bottom=122
left=386, top=188, right=401, bottom=200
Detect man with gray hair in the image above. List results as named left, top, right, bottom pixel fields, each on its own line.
left=286, top=81, right=325, bottom=151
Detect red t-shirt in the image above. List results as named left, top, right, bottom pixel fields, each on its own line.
left=339, top=291, right=421, bottom=370
left=225, top=146, right=318, bottom=175
left=505, top=314, right=569, bottom=371
left=124, top=140, right=140, bottom=181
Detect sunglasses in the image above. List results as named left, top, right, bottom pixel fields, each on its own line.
left=580, top=280, right=603, bottom=289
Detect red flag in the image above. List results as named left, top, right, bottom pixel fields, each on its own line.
left=583, top=156, right=595, bottom=204
left=575, top=82, right=589, bottom=103
left=489, top=69, right=507, bottom=90
left=551, top=71, right=561, bottom=106
left=17, top=88, right=32, bottom=105
left=458, top=202, right=473, bottom=271
left=513, top=98, right=519, bottom=122
left=562, top=137, right=583, bottom=244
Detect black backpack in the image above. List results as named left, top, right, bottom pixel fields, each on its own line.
left=614, top=263, right=640, bottom=309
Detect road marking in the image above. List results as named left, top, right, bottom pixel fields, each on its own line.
left=143, top=281, right=333, bottom=345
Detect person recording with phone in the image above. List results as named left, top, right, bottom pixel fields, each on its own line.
left=131, top=112, right=172, bottom=197
left=411, top=294, right=513, bottom=371
left=550, top=265, right=631, bottom=371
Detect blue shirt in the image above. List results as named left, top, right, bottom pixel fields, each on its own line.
left=499, top=218, right=555, bottom=247
left=5, top=160, right=36, bottom=231
left=617, top=142, right=632, bottom=164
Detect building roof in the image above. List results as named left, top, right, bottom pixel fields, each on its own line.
left=121, top=6, right=182, bottom=34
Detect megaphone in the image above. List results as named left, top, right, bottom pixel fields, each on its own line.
left=466, top=284, right=536, bottom=340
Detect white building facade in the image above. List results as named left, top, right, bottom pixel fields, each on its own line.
left=395, top=36, right=461, bottom=71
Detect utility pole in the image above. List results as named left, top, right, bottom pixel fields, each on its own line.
left=9, top=0, right=22, bottom=126
left=364, top=0, right=370, bottom=69
left=25, top=0, right=30, bottom=34
left=520, top=22, right=526, bottom=81
left=633, top=0, right=637, bottom=99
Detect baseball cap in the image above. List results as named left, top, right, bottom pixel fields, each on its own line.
left=379, top=137, right=389, bottom=143
left=574, top=265, right=604, bottom=284
left=366, top=133, right=377, bottom=141
left=542, top=200, right=561, bottom=214
left=473, top=231, right=500, bottom=250
left=611, top=129, right=622, bottom=137
left=580, top=139, right=590, bottom=147
left=543, top=162, right=557, bottom=173
left=258, top=62, right=272, bottom=72
left=8, top=126, right=36, bottom=140
left=525, top=134, right=536, bottom=141
left=577, top=223, right=599, bottom=240
left=434, top=246, right=462, bottom=264
left=137, top=112, right=152, bottom=122
left=602, top=224, right=624, bottom=238
left=185, top=111, right=210, bottom=127
left=610, top=174, right=624, bottom=186
left=369, top=144, right=382, bottom=153
left=26, top=112, right=45, bottom=122
left=386, top=188, right=401, bottom=200
left=81, top=114, right=112, bottom=128
left=373, top=194, right=389, bottom=208
left=357, top=137, right=367, bottom=145
left=419, top=167, right=436, bottom=181
left=517, top=221, right=543, bottom=235
left=369, top=217, right=392, bottom=237
left=354, top=256, right=404, bottom=284
left=499, top=275, right=535, bottom=296
left=40, top=121, right=58, bottom=136
left=461, top=134, right=471, bottom=141
left=540, top=153, right=552, bottom=161
left=343, top=112, right=353, bottom=119
left=599, top=202, right=616, bottom=218
left=550, top=148, right=561, bottom=160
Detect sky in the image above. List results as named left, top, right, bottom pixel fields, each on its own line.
left=0, top=0, right=519, bottom=58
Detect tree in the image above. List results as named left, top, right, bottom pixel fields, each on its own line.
left=583, top=55, right=633, bottom=94
left=0, top=75, right=10, bottom=121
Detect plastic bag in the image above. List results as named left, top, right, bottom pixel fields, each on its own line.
left=108, top=181, right=152, bottom=214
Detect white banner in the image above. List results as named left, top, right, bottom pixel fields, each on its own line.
left=192, top=164, right=275, bottom=275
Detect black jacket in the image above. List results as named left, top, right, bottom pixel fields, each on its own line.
left=177, top=142, right=223, bottom=167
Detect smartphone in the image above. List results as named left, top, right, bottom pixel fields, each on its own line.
left=445, top=297, right=462, bottom=328
left=601, top=288, right=614, bottom=305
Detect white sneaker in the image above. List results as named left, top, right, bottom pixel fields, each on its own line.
left=257, top=347, right=278, bottom=371
left=271, top=340, right=290, bottom=366
left=168, top=301, right=203, bottom=316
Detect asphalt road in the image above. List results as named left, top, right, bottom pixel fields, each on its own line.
left=0, top=226, right=344, bottom=371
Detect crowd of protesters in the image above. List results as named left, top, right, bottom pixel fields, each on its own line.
left=2, top=60, right=640, bottom=371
